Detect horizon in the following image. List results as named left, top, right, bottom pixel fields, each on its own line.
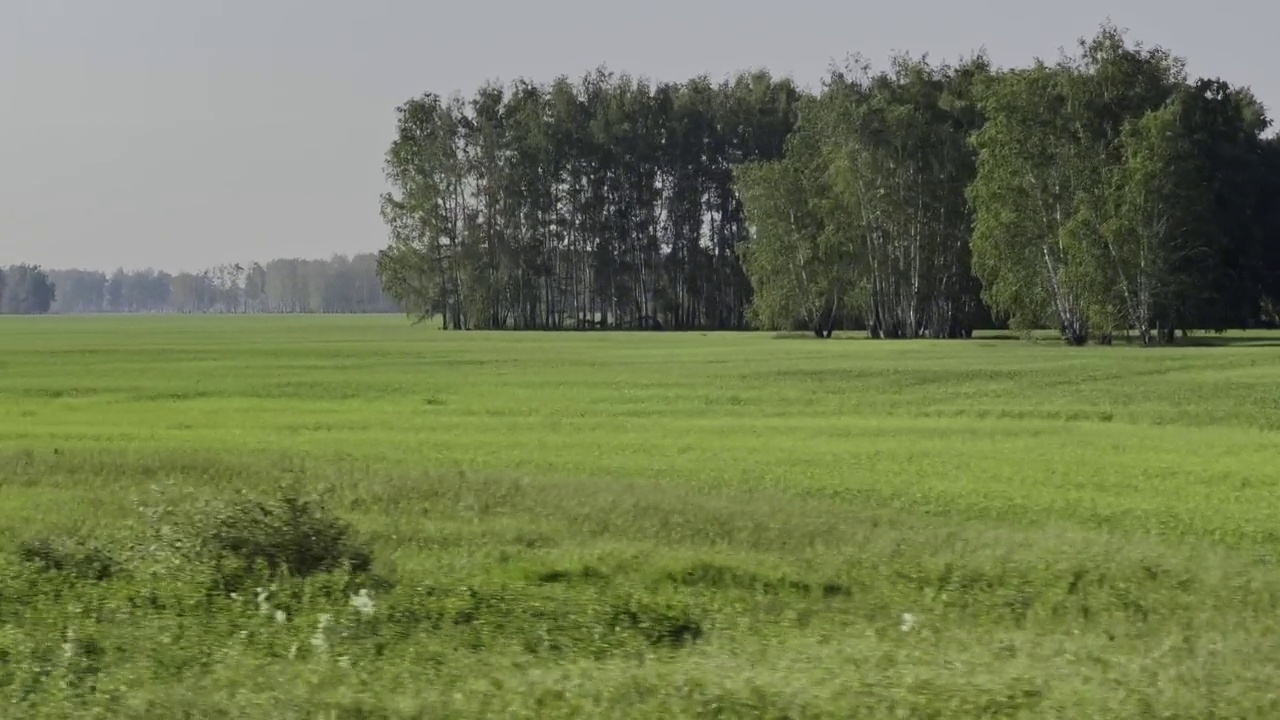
left=9, top=250, right=383, bottom=277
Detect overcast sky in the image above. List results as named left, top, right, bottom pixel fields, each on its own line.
left=3, top=0, right=1276, bottom=273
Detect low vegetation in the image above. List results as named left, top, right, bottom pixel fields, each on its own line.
left=3, top=315, right=1280, bottom=717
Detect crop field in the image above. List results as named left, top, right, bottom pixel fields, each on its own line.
left=3, top=315, right=1280, bottom=718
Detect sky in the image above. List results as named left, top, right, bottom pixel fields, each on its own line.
left=3, top=0, right=1277, bottom=274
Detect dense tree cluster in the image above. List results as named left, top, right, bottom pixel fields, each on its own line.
left=0, top=265, right=57, bottom=315
left=380, top=25, right=1280, bottom=342
left=736, top=53, right=991, bottom=338
left=377, top=69, right=801, bottom=330
left=34, top=255, right=398, bottom=315
left=964, top=29, right=1280, bottom=344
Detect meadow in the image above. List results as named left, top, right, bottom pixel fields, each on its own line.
left=3, top=314, right=1280, bottom=718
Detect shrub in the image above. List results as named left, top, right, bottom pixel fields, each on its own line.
left=16, top=537, right=118, bottom=581
left=609, top=596, right=704, bottom=648
left=203, top=493, right=373, bottom=582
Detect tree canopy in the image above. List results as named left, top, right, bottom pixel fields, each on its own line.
left=0, top=265, right=56, bottom=315
left=377, top=69, right=801, bottom=330
left=378, top=24, right=1280, bottom=343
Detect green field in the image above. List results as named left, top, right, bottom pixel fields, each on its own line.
left=3, top=315, right=1280, bottom=718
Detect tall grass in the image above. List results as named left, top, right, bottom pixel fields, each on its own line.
left=2, top=315, right=1280, bottom=717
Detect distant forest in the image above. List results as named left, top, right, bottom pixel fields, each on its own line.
left=0, top=254, right=400, bottom=315
left=377, top=24, right=1280, bottom=343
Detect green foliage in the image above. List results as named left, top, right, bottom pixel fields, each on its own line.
left=377, top=70, right=801, bottom=331
left=966, top=24, right=1275, bottom=343
left=735, top=122, right=844, bottom=333
left=368, top=22, right=1280, bottom=340
left=17, top=537, right=119, bottom=581
left=201, top=494, right=374, bottom=585
left=0, top=264, right=56, bottom=315
left=1098, top=104, right=1207, bottom=342
left=740, top=53, right=993, bottom=338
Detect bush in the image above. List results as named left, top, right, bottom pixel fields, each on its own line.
left=609, top=596, right=704, bottom=648
left=203, top=494, right=373, bottom=582
left=16, top=537, right=118, bottom=581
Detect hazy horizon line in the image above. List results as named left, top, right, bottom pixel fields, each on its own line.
left=2, top=250, right=384, bottom=277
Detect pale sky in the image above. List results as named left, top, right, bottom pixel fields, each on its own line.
left=3, top=0, right=1276, bottom=273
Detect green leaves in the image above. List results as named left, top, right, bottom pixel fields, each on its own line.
left=739, top=53, right=989, bottom=337
left=0, top=264, right=56, bottom=315
left=376, top=23, right=1280, bottom=339
left=967, top=24, right=1248, bottom=343
left=736, top=136, right=836, bottom=332
left=376, top=71, right=800, bottom=331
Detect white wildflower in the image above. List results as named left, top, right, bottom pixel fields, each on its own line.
left=310, top=613, right=332, bottom=654
left=350, top=589, right=375, bottom=618
left=274, top=609, right=288, bottom=624
left=256, top=587, right=271, bottom=615
left=900, top=613, right=917, bottom=632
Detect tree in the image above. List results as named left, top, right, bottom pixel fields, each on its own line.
left=378, top=93, right=467, bottom=327
left=969, top=25, right=1186, bottom=344
left=244, top=263, right=268, bottom=312
left=0, top=264, right=57, bottom=314
left=47, top=270, right=107, bottom=313
left=375, top=70, right=799, bottom=330
left=106, top=268, right=127, bottom=311
left=739, top=53, right=989, bottom=338
left=737, top=111, right=846, bottom=335
left=1099, top=105, right=1206, bottom=343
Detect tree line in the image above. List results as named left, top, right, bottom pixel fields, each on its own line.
left=0, top=255, right=400, bottom=315
left=377, top=68, right=800, bottom=330
left=377, top=25, right=1280, bottom=343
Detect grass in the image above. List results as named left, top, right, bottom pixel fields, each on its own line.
left=2, top=314, right=1280, bottom=717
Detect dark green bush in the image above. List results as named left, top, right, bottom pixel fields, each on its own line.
left=203, top=494, right=373, bottom=582
left=609, top=596, right=704, bottom=648
left=17, top=537, right=118, bottom=581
